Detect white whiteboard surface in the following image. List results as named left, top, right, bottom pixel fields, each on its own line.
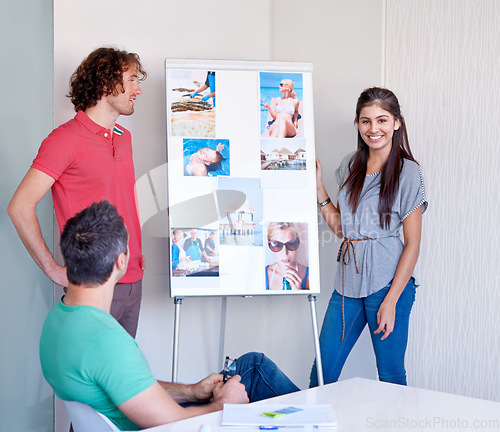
left=166, top=59, right=319, bottom=297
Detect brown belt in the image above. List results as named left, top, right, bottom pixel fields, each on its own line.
left=337, top=237, right=370, bottom=341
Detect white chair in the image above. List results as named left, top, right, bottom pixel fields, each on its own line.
left=64, top=400, right=126, bottom=432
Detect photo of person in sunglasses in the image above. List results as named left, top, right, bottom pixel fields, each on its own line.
left=265, top=222, right=309, bottom=290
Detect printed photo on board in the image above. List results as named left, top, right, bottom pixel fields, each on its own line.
left=171, top=227, right=219, bottom=277
left=218, top=178, right=263, bottom=247
left=169, top=69, right=216, bottom=138
left=260, top=72, right=304, bottom=138
left=183, top=138, right=230, bottom=177
left=260, top=138, right=306, bottom=171
left=265, top=222, right=309, bottom=290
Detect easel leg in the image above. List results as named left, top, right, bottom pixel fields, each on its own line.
left=218, top=296, right=227, bottom=369
left=172, top=297, right=183, bottom=383
left=308, top=294, right=324, bottom=386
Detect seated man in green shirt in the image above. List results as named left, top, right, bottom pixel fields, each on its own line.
left=40, top=200, right=298, bottom=431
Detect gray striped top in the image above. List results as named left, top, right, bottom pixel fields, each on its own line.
left=334, top=152, right=428, bottom=298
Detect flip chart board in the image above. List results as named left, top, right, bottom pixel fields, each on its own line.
left=165, top=59, right=319, bottom=297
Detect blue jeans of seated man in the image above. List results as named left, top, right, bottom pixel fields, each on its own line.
left=182, top=352, right=299, bottom=407
left=309, top=278, right=416, bottom=388
left=235, top=352, right=300, bottom=402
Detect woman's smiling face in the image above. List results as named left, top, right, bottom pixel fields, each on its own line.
left=173, top=230, right=183, bottom=242
left=356, top=103, right=400, bottom=154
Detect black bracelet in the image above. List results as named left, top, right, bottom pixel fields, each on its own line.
left=318, top=197, right=331, bottom=207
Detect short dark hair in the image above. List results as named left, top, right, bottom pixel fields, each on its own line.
left=68, top=47, right=147, bottom=112
left=60, top=200, right=128, bottom=286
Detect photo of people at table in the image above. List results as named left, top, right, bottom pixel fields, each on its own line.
left=171, top=227, right=219, bottom=277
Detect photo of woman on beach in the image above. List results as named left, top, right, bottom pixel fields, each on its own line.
left=260, top=72, right=304, bottom=138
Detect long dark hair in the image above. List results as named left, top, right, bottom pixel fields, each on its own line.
left=343, top=87, right=416, bottom=229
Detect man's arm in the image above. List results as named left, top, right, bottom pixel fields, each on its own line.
left=205, top=241, right=216, bottom=255
left=158, top=373, right=225, bottom=404
left=7, top=167, right=68, bottom=286
left=119, top=376, right=248, bottom=429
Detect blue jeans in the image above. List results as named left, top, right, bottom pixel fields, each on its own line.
left=235, top=352, right=300, bottom=402
left=182, top=353, right=299, bottom=407
left=310, top=278, right=416, bottom=387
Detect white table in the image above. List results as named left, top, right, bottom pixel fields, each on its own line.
left=143, top=377, right=500, bottom=431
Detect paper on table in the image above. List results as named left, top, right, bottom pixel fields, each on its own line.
left=221, top=404, right=337, bottom=428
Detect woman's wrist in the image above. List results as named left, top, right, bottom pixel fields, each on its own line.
left=383, top=289, right=401, bottom=306
left=316, top=188, right=328, bottom=202
left=318, top=197, right=331, bottom=207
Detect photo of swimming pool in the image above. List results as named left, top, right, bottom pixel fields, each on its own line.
left=183, top=138, right=230, bottom=177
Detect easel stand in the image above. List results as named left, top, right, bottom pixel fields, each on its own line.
left=307, top=294, right=324, bottom=386
left=172, top=297, right=183, bottom=383
left=171, top=295, right=324, bottom=386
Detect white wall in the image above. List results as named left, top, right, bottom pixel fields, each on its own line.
left=53, top=0, right=384, bottom=402
left=7, top=0, right=499, bottom=430
left=385, top=0, right=500, bottom=401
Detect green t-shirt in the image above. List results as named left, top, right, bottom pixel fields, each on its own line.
left=40, top=298, right=157, bottom=431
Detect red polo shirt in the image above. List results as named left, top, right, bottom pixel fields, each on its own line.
left=32, top=110, right=143, bottom=283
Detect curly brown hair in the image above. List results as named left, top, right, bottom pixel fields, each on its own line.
left=68, top=47, right=147, bottom=112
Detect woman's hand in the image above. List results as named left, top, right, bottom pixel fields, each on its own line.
left=264, top=100, right=277, bottom=119
left=374, top=299, right=397, bottom=340
left=316, top=158, right=324, bottom=183
left=284, top=265, right=303, bottom=290
left=316, top=158, right=328, bottom=200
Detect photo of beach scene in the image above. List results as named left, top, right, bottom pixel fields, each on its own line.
left=260, top=139, right=306, bottom=171
left=168, top=69, right=215, bottom=138
left=217, top=178, right=263, bottom=247
left=260, top=71, right=304, bottom=138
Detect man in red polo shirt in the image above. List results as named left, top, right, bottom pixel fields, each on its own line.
left=8, top=47, right=147, bottom=337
